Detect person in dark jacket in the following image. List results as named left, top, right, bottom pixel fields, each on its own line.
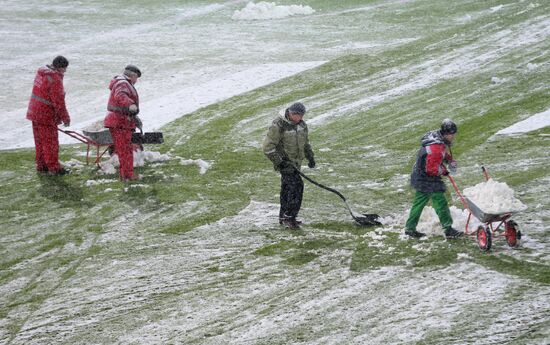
left=263, top=102, right=316, bottom=230
left=405, top=119, right=463, bottom=239
left=104, top=65, right=142, bottom=181
left=26, top=56, right=71, bottom=175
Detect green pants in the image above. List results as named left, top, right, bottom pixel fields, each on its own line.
left=405, top=191, right=453, bottom=231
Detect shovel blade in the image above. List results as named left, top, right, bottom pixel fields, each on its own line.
left=354, top=213, right=382, bottom=226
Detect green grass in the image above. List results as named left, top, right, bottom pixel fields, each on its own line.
left=1, top=0, right=549, bottom=343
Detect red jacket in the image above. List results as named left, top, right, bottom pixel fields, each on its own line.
left=410, top=130, right=453, bottom=193
left=26, top=65, right=70, bottom=126
left=104, top=75, right=139, bottom=129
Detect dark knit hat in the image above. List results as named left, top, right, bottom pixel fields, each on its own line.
left=52, top=56, right=69, bottom=69
left=288, top=102, right=306, bottom=115
left=441, top=119, right=458, bottom=135
left=124, top=64, right=142, bottom=78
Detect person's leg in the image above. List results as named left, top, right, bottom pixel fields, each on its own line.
left=41, top=124, right=61, bottom=172
left=405, top=191, right=431, bottom=231
left=110, top=128, right=134, bottom=180
left=280, top=172, right=292, bottom=222
left=32, top=123, right=47, bottom=171
left=286, top=171, right=304, bottom=219
left=431, top=192, right=453, bottom=229
left=432, top=192, right=463, bottom=238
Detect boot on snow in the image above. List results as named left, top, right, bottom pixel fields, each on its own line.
left=405, top=229, right=426, bottom=238
left=279, top=218, right=302, bottom=226
left=281, top=217, right=301, bottom=230
left=444, top=227, right=464, bottom=239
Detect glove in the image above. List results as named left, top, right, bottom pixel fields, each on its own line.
left=448, top=160, right=457, bottom=174
left=129, top=104, right=139, bottom=115
left=63, top=120, right=70, bottom=127
left=308, top=158, right=316, bottom=169
left=134, top=116, right=143, bottom=132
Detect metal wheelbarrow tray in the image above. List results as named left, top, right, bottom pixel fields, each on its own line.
left=59, top=128, right=164, bottom=166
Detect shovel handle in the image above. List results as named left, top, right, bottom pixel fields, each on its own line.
left=294, top=168, right=347, bottom=202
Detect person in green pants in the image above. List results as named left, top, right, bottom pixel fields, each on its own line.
left=405, top=119, right=463, bottom=239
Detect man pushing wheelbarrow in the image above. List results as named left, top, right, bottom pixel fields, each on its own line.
left=404, top=119, right=464, bottom=239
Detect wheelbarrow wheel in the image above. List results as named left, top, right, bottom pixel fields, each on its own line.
left=477, top=225, right=492, bottom=252
left=505, top=220, right=519, bottom=248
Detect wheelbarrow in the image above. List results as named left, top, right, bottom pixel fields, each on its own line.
left=447, top=166, right=522, bottom=251
left=58, top=127, right=164, bottom=166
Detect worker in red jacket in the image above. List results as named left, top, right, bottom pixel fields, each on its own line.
left=104, top=65, right=142, bottom=181
left=26, top=56, right=71, bottom=175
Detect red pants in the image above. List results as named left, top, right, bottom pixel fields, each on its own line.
left=32, top=122, right=61, bottom=172
left=109, top=127, right=134, bottom=179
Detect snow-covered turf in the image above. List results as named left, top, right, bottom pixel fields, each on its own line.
left=1, top=1, right=549, bottom=344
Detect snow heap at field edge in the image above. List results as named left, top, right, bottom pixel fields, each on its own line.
left=232, top=2, right=315, bottom=20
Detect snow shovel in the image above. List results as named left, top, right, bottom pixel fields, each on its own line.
left=295, top=168, right=382, bottom=226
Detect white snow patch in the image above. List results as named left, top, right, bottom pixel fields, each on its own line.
left=463, top=178, right=527, bottom=214
left=232, top=2, right=315, bottom=21
left=62, top=159, right=86, bottom=170
left=495, top=108, right=550, bottom=135
left=179, top=158, right=212, bottom=175
left=85, top=179, right=117, bottom=187
left=490, top=76, right=505, bottom=84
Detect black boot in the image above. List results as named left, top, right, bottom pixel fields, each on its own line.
left=405, top=229, right=426, bottom=238
left=444, top=227, right=464, bottom=239
left=282, top=217, right=300, bottom=230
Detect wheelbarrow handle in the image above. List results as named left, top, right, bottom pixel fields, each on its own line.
left=447, top=175, right=469, bottom=209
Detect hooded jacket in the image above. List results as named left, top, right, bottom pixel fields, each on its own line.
left=26, top=65, right=70, bottom=126
left=410, top=130, right=452, bottom=193
left=263, top=111, right=314, bottom=172
left=104, top=75, right=139, bottom=129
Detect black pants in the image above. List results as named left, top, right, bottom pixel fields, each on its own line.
left=279, top=171, right=304, bottom=219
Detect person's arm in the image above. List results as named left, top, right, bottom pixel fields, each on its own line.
left=50, top=74, right=70, bottom=125
left=263, top=122, right=284, bottom=167
left=303, top=125, right=315, bottom=168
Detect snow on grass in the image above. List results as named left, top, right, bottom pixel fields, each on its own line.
left=178, top=158, right=212, bottom=175
left=231, top=2, right=315, bottom=21
left=309, top=16, right=550, bottom=126
left=494, top=107, right=550, bottom=135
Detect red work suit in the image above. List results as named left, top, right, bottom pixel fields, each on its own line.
left=26, top=65, right=70, bottom=172
left=104, top=75, right=139, bottom=180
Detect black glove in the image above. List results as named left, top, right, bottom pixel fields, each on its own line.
left=448, top=160, right=457, bottom=174
left=308, top=159, right=316, bottom=169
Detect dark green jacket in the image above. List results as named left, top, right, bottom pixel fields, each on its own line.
left=263, top=114, right=314, bottom=173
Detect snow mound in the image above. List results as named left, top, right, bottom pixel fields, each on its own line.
left=82, top=120, right=105, bottom=132
left=415, top=206, right=481, bottom=235
left=100, top=150, right=170, bottom=174
left=134, top=150, right=171, bottom=167
left=463, top=178, right=527, bottom=214
left=232, top=2, right=315, bottom=21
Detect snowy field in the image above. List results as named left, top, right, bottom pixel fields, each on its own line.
left=1, top=0, right=550, bottom=344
